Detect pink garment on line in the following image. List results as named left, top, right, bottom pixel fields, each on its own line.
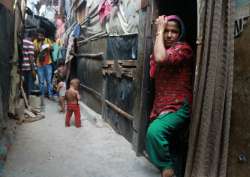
left=98, top=0, right=113, bottom=24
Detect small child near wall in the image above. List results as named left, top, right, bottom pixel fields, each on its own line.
left=65, top=78, right=81, bottom=128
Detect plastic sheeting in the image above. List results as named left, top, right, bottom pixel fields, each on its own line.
left=65, top=24, right=81, bottom=63
left=25, top=11, right=56, bottom=39
left=105, top=0, right=139, bottom=35
left=26, top=0, right=39, bottom=15
left=235, top=0, right=250, bottom=7
left=64, top=0, right=71, bottom=18
left=80, top=0, right=104, bottom=38
left=39, top=5, right=57, bottom=23
left=81, top=0, right=139, bottom=37
left=25, top=8, right=39, bottom=29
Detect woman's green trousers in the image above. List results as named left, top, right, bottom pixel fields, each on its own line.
left=146, top=101, right=190, bottom=171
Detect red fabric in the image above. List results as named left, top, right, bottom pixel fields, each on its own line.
left=150, top=42, right=193, bottom=120
left=98, top=0, right=112, bottom=24
left=65, top=103, right=81, bottom=127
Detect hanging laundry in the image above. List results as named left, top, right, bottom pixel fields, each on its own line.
left=98, top=0, right=119, bottom=24
left=65, top=36, right=75, bottom=64
left=55, top=17, right=65, bottom=41
left=105, top=0, right=139, bottom=35
left=72, top=24, right=81, bottom=38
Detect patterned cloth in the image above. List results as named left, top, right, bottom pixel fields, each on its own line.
left=98, top=0, right=114, bottom=23
left=149, top=42, right=193, bottom=120
left=21, top=39, right=36, bottom=71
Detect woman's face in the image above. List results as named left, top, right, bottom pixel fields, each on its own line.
left=163, top=21, right=180, bottom=48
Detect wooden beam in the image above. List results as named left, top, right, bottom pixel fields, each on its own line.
left=105, top=100, right=134, bottom=121
left=76, top=52, right=104, bottom=59
left=80, top=83, right=101, bottom=99
left=77, top=32, right=107, bottom=45
left=103, top=60, right=137, bottom=67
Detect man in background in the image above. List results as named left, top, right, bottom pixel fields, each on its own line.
left=20, top=30, right=36, bottom=101
left=33, top=29, right=53, bottom=103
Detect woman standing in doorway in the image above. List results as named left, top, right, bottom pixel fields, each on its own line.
left=146, top=15, right=193, bottom=177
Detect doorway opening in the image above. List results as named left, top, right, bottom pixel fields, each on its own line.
left=156, top=1, right=197, bottom=49
left=144, top=1, right=197, bottom=177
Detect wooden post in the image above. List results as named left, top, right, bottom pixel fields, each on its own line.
left=132, top=0, right=157, bottom=155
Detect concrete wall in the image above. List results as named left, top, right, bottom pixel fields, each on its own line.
left=228, top=1, right=250, bottom=176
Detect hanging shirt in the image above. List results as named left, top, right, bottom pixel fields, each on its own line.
left=149, top=42, right=193, bottom=120
left=51, top=43, right=62, bottom=62
left=98, top=0, right=113, bottom=23
left=21, top=39, right=36, bottom=71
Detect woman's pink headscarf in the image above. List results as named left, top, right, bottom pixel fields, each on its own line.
left=165, top=15, right=185, bottom=41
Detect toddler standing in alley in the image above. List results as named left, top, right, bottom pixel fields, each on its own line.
left=65, top=78, right=81, bottom=128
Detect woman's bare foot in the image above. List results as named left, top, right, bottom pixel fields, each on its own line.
left=162, top=168, right=174, bottom=177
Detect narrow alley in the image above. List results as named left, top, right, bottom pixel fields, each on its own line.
left=0, top=0, right=242, bottom=177
left=3, top=99, right=159, bottom=177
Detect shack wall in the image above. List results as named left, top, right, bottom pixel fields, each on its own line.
left=0, top=1, right=15, bottom=174
left=0, top=3, right=14, bottom=128
left=228, top=1, right=250, bottom=176
left=74, top=0, right=141, bottom=145
left=77, top=38, right=106, bottom=114
left=76, top=35, right=138, bottom=142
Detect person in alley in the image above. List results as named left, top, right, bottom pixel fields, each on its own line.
left=20, top=31, right=37, bottom=101
left=65, top=78, right=81, bottom=128
left=33, top=29, right=53, bottom=102
left=145, top=15, right=193, bottom=177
